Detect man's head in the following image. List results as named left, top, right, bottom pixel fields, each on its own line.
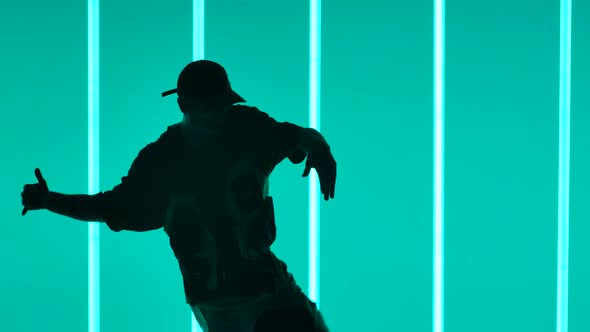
left=162, top=60, right=246, bottom=114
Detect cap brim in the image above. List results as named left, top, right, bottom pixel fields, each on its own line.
left=228, top=89, right=246, bottom=104
left=162, top=88, right=178, bottom=97
left=162, top=88, right=246, bottom=103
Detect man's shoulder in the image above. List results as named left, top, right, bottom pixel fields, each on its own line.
left=230, top=104, right=268, bottom=120
left=134, top=123, right=182, bottom=161
left=164, top=122, right=183, bottom=137
left=152, top=122, right=183, bottom=147
left=231, top=104, right=259, bottom=113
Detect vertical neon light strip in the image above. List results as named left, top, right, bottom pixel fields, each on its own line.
left=191, top=1, right=205, bottom=332
left=193, top=0, right=204, bottom=60
left=433, top=0, right=445, bottom=332
left=309, top=0, right=321, bottom=308
left=88, top=0, right=100, bottom=331
left=557, top=0, right=571, bottom=332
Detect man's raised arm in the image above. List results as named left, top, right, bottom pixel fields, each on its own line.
left=296, top=127, right=330, bottom=154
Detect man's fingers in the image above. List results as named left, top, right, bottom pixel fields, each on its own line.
left=329, top=178, right=334, bottom=199
left=319, top=169, right=329, bottom=200
left=332, top=164, right=336, bottom=198
left=331, top=177, right=335, bottom=199
left=321, top=161, right=336, bottom=200
left=34, top=168, right=45, bottom=185
left=34, top=168, right=48, bottom=191
left=34, top=168, right=43, bottom=182
left=303, top=152, right=336, bottom=200
left=302, top=160, right=311, bottom=177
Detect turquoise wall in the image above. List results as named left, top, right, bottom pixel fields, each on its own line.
left=1, top=1, right=588, bottom=331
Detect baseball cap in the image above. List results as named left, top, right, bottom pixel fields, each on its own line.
left=162, top=60, right=246, bottom=104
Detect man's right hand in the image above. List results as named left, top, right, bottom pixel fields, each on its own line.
left=21, top=168, right=50, bottom=216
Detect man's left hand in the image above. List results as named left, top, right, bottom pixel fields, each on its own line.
left=302, top=144, right=336, bottom=201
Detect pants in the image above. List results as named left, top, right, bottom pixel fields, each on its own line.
left=189, top=262, right=329, bottom=332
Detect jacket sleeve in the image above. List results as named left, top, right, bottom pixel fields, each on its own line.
left=101, top=141, right=171, bottom=232
left=245, top=107, right=307, bottom=166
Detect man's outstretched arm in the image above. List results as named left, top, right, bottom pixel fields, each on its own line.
left=21, top=168, right=106, bottom=221
left=44, top=192, right=106, bottom=222
left=43, top=186, right=167, bottom=232
left=28, top=176, right=166, bottom=232
left=22, top=140, right=169, bottom=231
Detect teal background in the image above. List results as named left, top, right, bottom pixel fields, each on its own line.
left=1, top=1, right=588, bottom=332
left=445, top=1, right=558, bottom=331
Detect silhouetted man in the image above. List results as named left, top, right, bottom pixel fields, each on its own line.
left=21, top=60, right=335, bottom=332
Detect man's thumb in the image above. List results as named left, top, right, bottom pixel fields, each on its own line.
left=34, top=168, right=47, bottom=189
left=302, top=161, right=311, bottom=177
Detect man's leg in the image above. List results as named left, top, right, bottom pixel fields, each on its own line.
left=253, top=298, right=330, bottom=332
left=189, top=252, right=330, bottom=332
left=257, top=255, right=330, bottom=332
left=190, top=289, right=329, bottom=332
left=191, top=305, right=210, bottom=332
left=191, top=294, right=275, bottom=332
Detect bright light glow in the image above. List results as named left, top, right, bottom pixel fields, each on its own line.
left=309, top=0, right=321, bottom=309
left=192, top=1, right=205, bottom=331
left=557, top=1, right=571, bottom=332
left=193, top=0, right=205, bottom=61
left=433, top=1, right=445, bottom=332
left=88, top=0, right=100, bottom=331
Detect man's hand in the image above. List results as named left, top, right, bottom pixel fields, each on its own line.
left=21, top=168, right=50, bottom=216
left=302, top=144, right=336, bottom=201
